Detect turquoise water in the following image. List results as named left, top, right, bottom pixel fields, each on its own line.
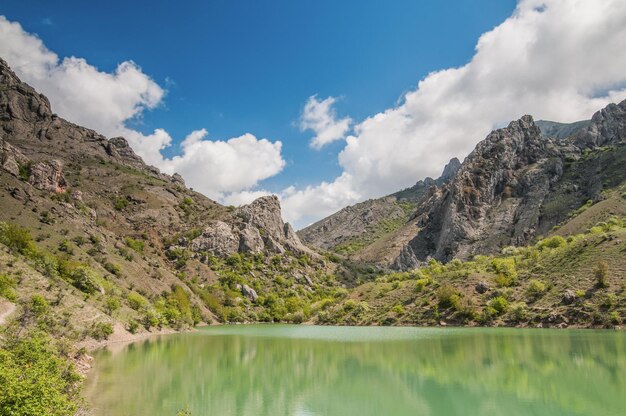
left=88, top=325, right=626, bottom=416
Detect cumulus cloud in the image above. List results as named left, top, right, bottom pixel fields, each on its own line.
left=281, top=0, right=626, bottom=228
left=0, top=15, right=285, bottom=203
left=299, top=95, right=352, bottom=149
left=153, top=130, right=285, bottom=200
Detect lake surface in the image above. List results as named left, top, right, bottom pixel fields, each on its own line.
left=87, top=325, right=626, bottom=416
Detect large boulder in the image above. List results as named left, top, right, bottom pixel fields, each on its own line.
left=0, top=137, right=29, bottom=177
left=190, top=221, right=239, bottom=257
left=28, top=160, right=67, bottom=192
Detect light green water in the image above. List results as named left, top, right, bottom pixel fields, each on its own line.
left=87, top=325, right=626, bottom=416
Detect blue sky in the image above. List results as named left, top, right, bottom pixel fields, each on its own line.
left=1, top=0, right=515, bottom=190
left=2, top=1, right=626, bottom=227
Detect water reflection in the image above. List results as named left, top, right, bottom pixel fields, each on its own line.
left=88, top=326, right=626, bottom=416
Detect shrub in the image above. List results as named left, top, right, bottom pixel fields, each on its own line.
left=414, top=278, right=430, bottom=292
left=488, top=296, right=509, bottom=314
left=510, top=302, right=528, bottom=321
left=537, top=235, right=566, bottom=251
left=124, top=237, right=144, bottom=253
left=89, top=322, right=114, bottom=340
left=595, top=261, right=609, bottom=288
left=455, top=297, right=477, bottom=322
left=0, top=332, right=80, bottom=416
left=437, top=285, right=460, bottom=309
left=114, top=197, right=129, bottom=211
left=0, top=222, right=35, bottom=254
left=105, top=297, right=121, bottom=315
left=391, top=304, right=405, bottom=315
left=104, top=262, right=121, bottom=276
left=70, top=267, right=102, bottom=295
left=491, top=258, right=517, bottom=287
left=526, top=279, right=547, bottom=300
left=0, top=274, right=17, bottom=301
left=127, top=292, right=148, bottom=310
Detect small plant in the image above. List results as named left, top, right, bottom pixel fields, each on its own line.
left=127, top=291, right=148, bottom=310
left=414, top=278, right=429, bottom=292
left=90, top=322, right=114, bottom=340
left=391, top=304, right=405, bottom=315
left=437, top=284, right=460, bottom=309
left=105, top=297, right=121, bottom=315
left=594, top=261, right=609, bottom=288
left=526, top=279, right=547, bottom=300
left=114, top=197, right=129, bottom=211
left=104, top=262, right=122, bottom=276
left=0, top=273, right=17, bottom=301
left=488, top=296, right=509, bottom=315
left=124, top=237, right=145, bottom=253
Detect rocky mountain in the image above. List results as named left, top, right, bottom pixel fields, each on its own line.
left=301, top=100, right=626, bottom=271
left=298, top=157, right=461, bottom=254
left=0, top=56, right=337, bottom=342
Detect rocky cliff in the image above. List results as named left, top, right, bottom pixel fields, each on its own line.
left=301, top=99, right=626, bottom=271
left=0, top=56, right=333, bottom=340
left=298, top=158, right=461, bottom=254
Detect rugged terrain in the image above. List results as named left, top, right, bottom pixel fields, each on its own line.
left=0, top=56, right=625, bottom=414
left=300, top=101, right=626, bottom=271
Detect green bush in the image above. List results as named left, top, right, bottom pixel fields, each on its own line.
left=89, top=322, right=114, bottom=340
left=414, top=278, right=430, bottom=292
left=124, top=237, right=145, bottom=253
left=0, top=222, right=35, bottom=255
left=537, top=235, right=566, bottom=251
left=0, top=332, right=80, bottom=416
left=595, top=261, right=609, bottom=288
left=491, top=258, right=518, bottom=287
left=127, top=292, right=148, bottom=310
left=105, top=297, right=121, bottom=315
left=488, top=296, right=509, bottom=314
left=526, top=279, right=547, bottom=299
left=0, top=274, right=17, bottom=301
left=437, top=285, right=460, bottom=309
left=104, top=262, right=122, bottom=276
left=70, top=267, right=102, bottom=295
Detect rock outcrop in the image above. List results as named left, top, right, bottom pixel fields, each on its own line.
left=189, top=195, right=316, bottom=258
left=28, top=160, right=67, bottom=192
left=298, top=157, right=461, bottom=253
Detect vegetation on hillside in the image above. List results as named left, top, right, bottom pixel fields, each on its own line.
left=319, top=217, right=626, bottom=328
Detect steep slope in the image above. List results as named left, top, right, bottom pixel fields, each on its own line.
left=303, top=99, right=626, bottom=272
left=0, top=56, right=340, bottom=343
left=298, top=158, right=461, bottom=254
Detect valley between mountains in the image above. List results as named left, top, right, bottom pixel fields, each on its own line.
left=0, top=55, right=625, bottom=413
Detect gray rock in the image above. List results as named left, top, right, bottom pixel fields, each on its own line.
left=238, top=223, right=264, bottom=253
left=190, top=221, right=239, bottom=257
left=475, top=281, right=490, bottom=294
left=241, top=284, right=258, bottom=302
left=562, top=289, right=577, bottom=305
left=28, top=160, right=67, bottom=192
left=0, top=137, right=29, bottom=177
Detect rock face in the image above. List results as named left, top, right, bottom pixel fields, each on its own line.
left=394, top=116, right=573, bottom=268
left=190, top=221, right=240, bottom=257
left=573, top=101, right=626, bottom=149
left=298, top=158, right=461, bottom=252
left=189, top=195, right=316, bottom=258
left=0, top=136, right=29, bottom=177
left=28, top=160, right=67, bottom=192
left=304, top=98, right=626, bottom=271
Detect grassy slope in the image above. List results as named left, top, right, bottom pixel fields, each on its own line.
left=319, top=210, right=626, bottom=328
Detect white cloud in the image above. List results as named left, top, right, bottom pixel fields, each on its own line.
left=152, top=130, right=285, bottom=200
left=281, top=0, right=626, bottom=228
left=0, top=16, right=163, bottom=136
left=299, top=95, right=352, bottom=149
left=0, top=15, right=285, bottom=203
